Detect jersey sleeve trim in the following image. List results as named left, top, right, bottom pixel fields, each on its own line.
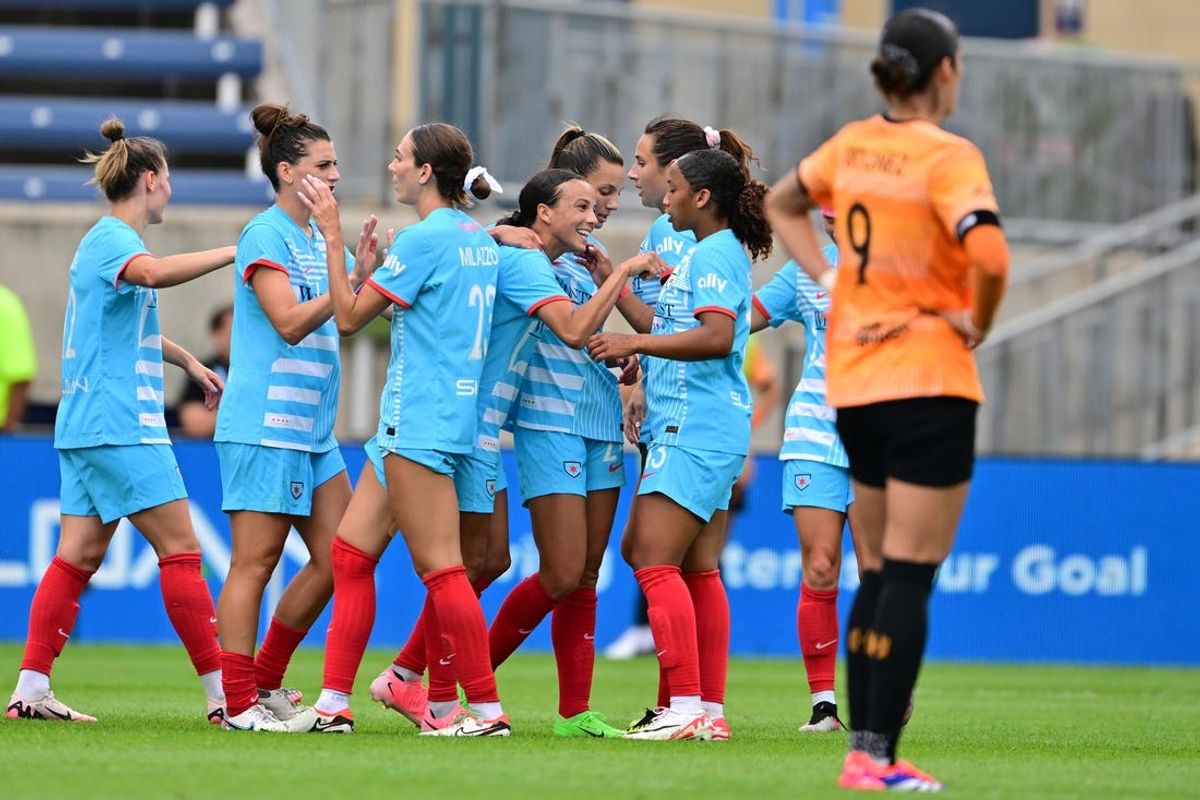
left=751, top=295, right=772, bottom=322
left=113, top=252, right=151, bottom=289
left=955, top=209, right=1002, bottom=242
left=364, top=277, right=411, bottom=308
left=526, top=294, right=570, bottom=316
left=242, top=258, right=289, bottom=285
left=694, top=305, right=737, bottom=321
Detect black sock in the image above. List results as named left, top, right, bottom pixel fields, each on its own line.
left=866, top=558, right=938, bottom=762
left=845, top=569, right=882, bottom=736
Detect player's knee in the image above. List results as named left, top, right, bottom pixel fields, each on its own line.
left=803, top=550, right=841, bottom=590
left=228, top=553, right=280, bottom=586
left=481, top=549, right=512, bottom=585
left=540, top=565, right=583, bottom=600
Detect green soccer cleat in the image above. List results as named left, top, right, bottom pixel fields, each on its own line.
left=553, top=710, right=626, bottom=738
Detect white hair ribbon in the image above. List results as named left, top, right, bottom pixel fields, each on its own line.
left=703, top=126, right=721, bottom=148
left=464, top=165, right=503, bottom=194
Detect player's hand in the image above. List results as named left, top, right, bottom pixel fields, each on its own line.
left=297, top=175, right=341, bottom=242
left=938, top=309, right=986, bottom=349
left=491, top=224, right=542, bottom=250
left=620, top=252, right=668, bottom=281
left=588, top=331, right=638, bottom=363
left=581, top=244, right=614, bottom=282
left=352, top=215, right=380, bottom=284
left=615, top=354, right=640, bottom=386
left=623, top=382, right=646, bottom=445
left=186, top=361, right=224, bottom=411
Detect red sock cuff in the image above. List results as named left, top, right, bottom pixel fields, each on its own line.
left=158, top=551, right=202, bottom=568
left=562, top=586, right=597, bottom=606
left=332, top=537, right=380, bottom=566
left=801, top=583, right=839, bottom=601
left=52, top=555, right=95, bottom=584
left=682, top=569, right=721, bottom=585
left=635, top=565, right=682, bottom=591
left=422, top=564, right=468, bottom=590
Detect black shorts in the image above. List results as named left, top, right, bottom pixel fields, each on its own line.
left=835, top=396, right=978, bottom=488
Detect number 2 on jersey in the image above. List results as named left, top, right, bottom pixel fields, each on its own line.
left=468, top=283, right=497, bottom=360
left=847, top=202, right=872, bottom=284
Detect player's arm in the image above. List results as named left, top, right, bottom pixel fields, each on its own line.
left=161, top=336, right=223, bottom=411
left=963, top=222, right=1010, bottom=340
left=747, top=345, right=780, bottom=429
left=579, top=245, right=664, bottom=334
left=587, top=311, right=734, bottom=363
left=766, top=169, right=835, bottom=292
left=120, top=246, right=236, bottom=289
left=750, top=302, right=770, bottom=333
left=537, top=252, right=662, bottom=347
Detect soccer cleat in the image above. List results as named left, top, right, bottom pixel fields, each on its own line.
left=419, top=710, right=511, bottom=737
left=837, top=751, right=943, bottom=792
left=369, top=669, right=429, bottom=728
left=624, top=707, right=714, bottom=741
left=258, top=687, right=309, bottom=721
left=221, top=703, right=290, bottom=732
left=206, top=698, right=225, bottom=725
left=286, top=706, right=355, bottom=734
left=710, top=716, right=730, bottom=741
left=799, top=700, right=844, bottom=733
left=553, top=710, right=625, bottom=738
left=6, top=691, right=97, bottom=723
left=604, top=625, right=656, bottom=659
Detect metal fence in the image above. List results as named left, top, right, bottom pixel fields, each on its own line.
left=417, top=0, right=1197, bottom=226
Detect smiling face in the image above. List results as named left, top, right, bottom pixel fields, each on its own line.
left=537, top=179, right=598, bottom=256
left=628, top=133, right=669, bottom=211
left=585, top=159, right=624, bottom=230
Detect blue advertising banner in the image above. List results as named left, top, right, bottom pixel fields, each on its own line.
left=0, top=436, right=1195, bottom=665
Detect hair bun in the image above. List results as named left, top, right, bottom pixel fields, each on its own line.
left=100, top=116, right=126, bottom=143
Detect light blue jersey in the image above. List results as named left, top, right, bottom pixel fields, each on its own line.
left=365, top=207, right=499, bottom=454
left=55, top=216, right=169, bottom=448
left=643, top=228, right=752, bottom=456
left=512, top=240, right=622, bottom=443
left=752, top=244, right=848, bottom=468
left=215, top=204, right=350, bottom=453
left=477, top=245, right=569, bottom=453
left=632, top=212, right=696, bottom=306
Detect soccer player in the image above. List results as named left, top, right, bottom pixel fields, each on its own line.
left=7, top=118, right=232, bottom=723
left=766, top=8, right=1010, bottom=791
left=751, top=209, right=865, bottom=733
left=588, top=147, right=773, bottom=741
left=294, top=123, right=508, bottom=736
left=486, top=130, right=654, bottom=739
left=362, top=167, right=659, bottom=735
left=213, top=104, right=369, bottom=732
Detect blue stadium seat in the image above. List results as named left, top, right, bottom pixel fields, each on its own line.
left=0, top=165, right=273, bottom=204
left=0, top=96, right=254, bottom=153
left=0, top=26, right=261, bottom=80
left=0, top=1, right=234, bottom=9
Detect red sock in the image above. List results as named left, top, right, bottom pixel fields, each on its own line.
left=656, top=663, right=671, bottom=709
left=488, top=572, right=557, bottom=669
left=635, top=565, right=700, bottom=699
left=20, top=556, right=93, bottom=675
left=684, top=570, right=729, bottom=706
left=255, top=617, right=307, bottom=691
left=158, top=552, right=221, bottom=675
left=221, top=651, right=258, bottom=718
left=395, top=575, right=491, bottom=677
left=551, top=587, right=596, bottom=718
left=798, top=583, right=839, bottom=694
left=321, top=538, right=379, bottom=694
left=424, top=597, right=458, bottom=703
left=423, top=565, right=497, bottom=704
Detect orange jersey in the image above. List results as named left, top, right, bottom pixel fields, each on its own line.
left=797, top=115, right=999, bottom=408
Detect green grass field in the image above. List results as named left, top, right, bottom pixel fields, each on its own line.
left=1, top=644, right=1196, bottom=799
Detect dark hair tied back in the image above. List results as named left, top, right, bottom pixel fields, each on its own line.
left=499, top=168, right=582, bottom=229
left=871, top=8, right=959, bottom=99
left=409, top=123, right=489, bottom=206
left=675, top=149, right=772, bottom=262
left=548, top=124, right=623, bottom=177
left=250, top=102, right=331, bottom=191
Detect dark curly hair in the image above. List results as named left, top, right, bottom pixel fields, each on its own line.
left=675, top=149, right=772, bottom=262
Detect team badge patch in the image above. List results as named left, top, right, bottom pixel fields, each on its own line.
left=290, top=481, right=305, bottom=500
left=485, top=478, right=496, bottom=498
left=794, top=474, right=812, bottom=491
left=563, top=461, right=582, bottom=478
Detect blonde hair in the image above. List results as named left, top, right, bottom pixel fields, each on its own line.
left=80, top=117, right=167, bottom=201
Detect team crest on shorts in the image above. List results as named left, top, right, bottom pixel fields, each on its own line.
left=485, top=478, right=496, bottom=498
left=563, top=461, right=582, bottom=478
left=290, top=481, right=305, bottom=500
left=794, top=474, right=812, bottom=490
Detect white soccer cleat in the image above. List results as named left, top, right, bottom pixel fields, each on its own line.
left=257, top=687, right=309, bottom=721
left=624, top=707, right=714, bottom=741
left=221, top=703, right=290, bottom=732
left=418, top=710, right=511, bottom=737
left=285, top=706, right=355, bottom=734
left=604, top=625, right=656, bottom=660
left=206, top=698, right=225, bottom=725
left=6, top=691, right=97, bottom=723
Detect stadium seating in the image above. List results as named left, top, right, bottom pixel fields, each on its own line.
left=0, top=0, right=268, bottom=205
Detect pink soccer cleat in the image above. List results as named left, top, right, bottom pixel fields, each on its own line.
left=368, top=669, right=430, bottom=728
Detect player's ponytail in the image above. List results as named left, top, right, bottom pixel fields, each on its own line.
left=80, top=116, right=168, bottom=201
left=676, top=149, right=773, bottom=262
left=499, top=168, right=582, bottom=229
left=409, top=123, right=491, bottom=207
left=871, top=8, right=959, bottom=99
left=548, top=124, right=623, bottom=176
left=250, top=102, right=330, bottom=191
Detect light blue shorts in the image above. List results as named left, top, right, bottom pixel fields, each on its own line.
left=216, top=442, right=346, bottom=515
left=513, top=428, right=625, bottom=506
left=781, top=459, right=854, bottom=514
left=636, top=442, right=744, bottom=523
left=59, top=444, right=188, bottom=524
left=365, top=436, right=504, bottom=514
